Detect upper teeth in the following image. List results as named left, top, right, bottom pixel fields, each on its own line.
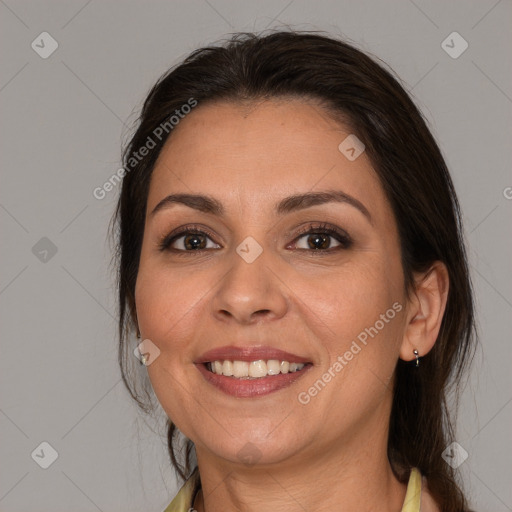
left=208, top=360, right=305, bottom=378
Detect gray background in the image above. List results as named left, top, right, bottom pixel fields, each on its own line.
left=1, top=1, right=511, bottom=510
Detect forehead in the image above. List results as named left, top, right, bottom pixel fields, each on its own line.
left=147, top=99, right=387, bottom=219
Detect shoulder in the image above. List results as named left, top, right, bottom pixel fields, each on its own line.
left=420, top=477, right=441, bottom=512
left=421, top=479, right=441, bottom=512
left=421, top=474, right=479, bottom=512
left=162, top=467, right=200, bottom=512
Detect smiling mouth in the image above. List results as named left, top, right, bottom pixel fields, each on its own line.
left=204, top=359, right=311, bottom=379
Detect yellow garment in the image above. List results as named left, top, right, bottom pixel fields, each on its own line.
left=402, top=467, right=422, bottom=511
left=163, top=467, right=422, bottom=511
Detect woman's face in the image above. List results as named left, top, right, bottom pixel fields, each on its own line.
left=135, top=98, right=408, bottom=466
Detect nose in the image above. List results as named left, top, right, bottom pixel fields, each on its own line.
left=211, top=246, right=289, bottom=325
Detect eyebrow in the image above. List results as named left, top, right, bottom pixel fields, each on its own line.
left=150, top=190, right=372, bottom=224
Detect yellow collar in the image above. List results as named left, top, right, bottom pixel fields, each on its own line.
left=402, top=467, right=422, bottom=511
left=163, top=467, right=422, bottom=512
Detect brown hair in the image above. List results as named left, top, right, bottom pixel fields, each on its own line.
left=112, top=30, right=476, bottom=511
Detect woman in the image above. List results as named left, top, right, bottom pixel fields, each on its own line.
left=112, top=31, right=476, bottom=511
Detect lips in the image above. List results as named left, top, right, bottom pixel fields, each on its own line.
left=194, top=345, right=313, bottom=398
left=195, top=345, right=311, bottom=364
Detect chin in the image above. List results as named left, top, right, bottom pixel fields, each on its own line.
left=198, top=429, right=306, bottom=468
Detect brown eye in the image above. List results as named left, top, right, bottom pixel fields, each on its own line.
left=159, top=226, right=221, bottom=252
left=291, top=223, right=353, bottom=252
left=296, top=233, right=341, bottom=250
left=178, top=233, right=208, bottom=250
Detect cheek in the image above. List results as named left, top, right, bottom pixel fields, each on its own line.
left=134, top=262, right=206, bottom=358
left=292, top=255, right=404, bottom=398
left=134, top=264, right=208, bottom=429
left=294, top=256, right=400, bottom=341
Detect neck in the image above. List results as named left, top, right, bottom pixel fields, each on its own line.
left=192, top=404, right=407, bottom=512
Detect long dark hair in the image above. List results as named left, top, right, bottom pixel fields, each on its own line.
left=112, top=30, right=476, bottom=511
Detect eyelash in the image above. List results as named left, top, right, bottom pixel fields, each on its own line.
left=158, top=222, right=353, bottom=255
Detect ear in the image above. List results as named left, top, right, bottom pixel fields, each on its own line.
left=399, top=261, right=449, bottom=362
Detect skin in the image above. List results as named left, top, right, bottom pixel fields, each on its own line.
left=134, top=98, right=448, bottom=511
